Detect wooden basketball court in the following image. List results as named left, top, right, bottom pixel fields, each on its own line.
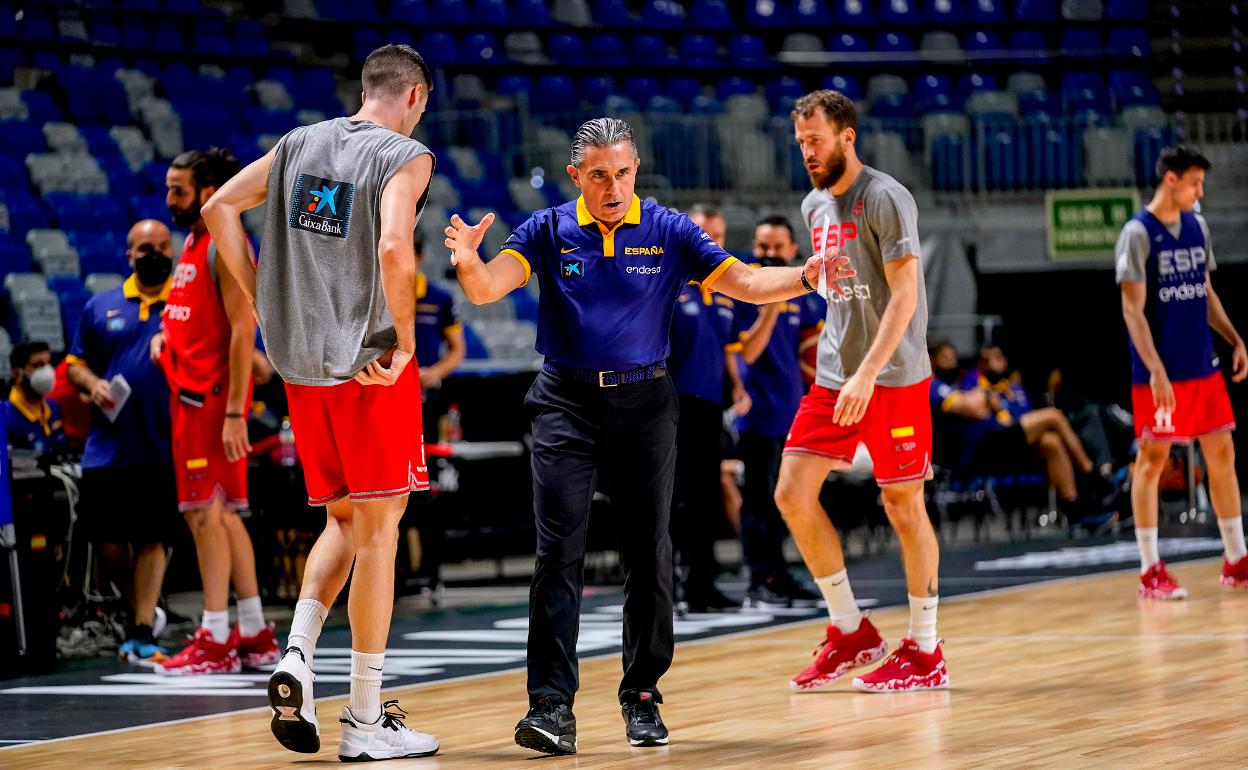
left=6, top=558, right=1246, bottom=769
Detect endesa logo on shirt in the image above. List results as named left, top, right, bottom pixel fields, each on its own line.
left=289, top=173, right=355, bottom=238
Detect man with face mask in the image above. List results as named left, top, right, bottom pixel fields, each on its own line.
left=66, top=218, right=177, bottom=665
left=5, top=341, right=67, bottom=455
left=735, top=216, right=825, bottom=609
left=152, top=146, right=279, bottom=677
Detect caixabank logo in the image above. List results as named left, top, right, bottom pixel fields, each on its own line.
left=289, top=173, right=355, bottom=238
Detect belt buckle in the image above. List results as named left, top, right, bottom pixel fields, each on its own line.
left=598, top=370, right=618, bottom=388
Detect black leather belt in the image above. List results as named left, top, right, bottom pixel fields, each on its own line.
left=542, top=361, right=667, bottom=388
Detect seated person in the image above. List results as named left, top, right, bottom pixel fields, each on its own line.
left=5, top=341, right=67, bottom=455
left=930, top=342, right=1106, bottom=519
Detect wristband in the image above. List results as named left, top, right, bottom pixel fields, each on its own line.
left=799, top=271, right=817, bottom=293
left=225, top=412, right=246, bottom=419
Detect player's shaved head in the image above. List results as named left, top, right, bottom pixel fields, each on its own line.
left=127, top=219, right=171, bottom=249
left=361, top=44, right=432, bottom=100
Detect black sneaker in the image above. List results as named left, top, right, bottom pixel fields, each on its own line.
left=742, top=581, right=792, bottom=609
left=772, top=576, right=821, bottom=608
left=684, top=585, right=738, bottom=613
left=621, top=690, right=668, bottom=747
left=514, top=697, right=577, bottom=755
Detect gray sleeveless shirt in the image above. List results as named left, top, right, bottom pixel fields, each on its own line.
left=259, top=118, right=432, bottom=385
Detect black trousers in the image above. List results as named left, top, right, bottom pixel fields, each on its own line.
left=525, top=369, right=678, bottom=707
left=738, top=432, right=789, bottom=586
left=672, top=393, right=725, bottom=594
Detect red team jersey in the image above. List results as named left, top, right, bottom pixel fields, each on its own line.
left=162, top=230, right=253, bottom=511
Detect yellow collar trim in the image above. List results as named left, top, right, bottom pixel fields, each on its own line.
left=8, top=388, right=50, bottom=428
left=576, top=195, right=642, bottom=228
left=123, top=274, right=172, bottom=321
left=416, top=272, right=428, bottom=300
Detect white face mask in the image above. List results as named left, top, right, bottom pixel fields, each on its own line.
left=28, top=364, right=55, bottom=396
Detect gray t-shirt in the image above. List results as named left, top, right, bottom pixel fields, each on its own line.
left=800, top=165, right=930, bottom=389
left=259, top=118, right=432, bottom=385
left=1114, top=212, right=1215, bottom=283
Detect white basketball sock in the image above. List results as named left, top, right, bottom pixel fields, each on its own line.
left=349, top=651, right=385, bottom=726
left=236, top=595, right=265, bottom=638
left=287, top=598, right=328, bottom=667
left=815, top=570, right=862, bottom=634
left=201, top=609, right=230, bottom=644
left=908, top=594, right=939, bottom=654
left=1217, top=516, right=1247, bottom=563
left=1136, top=527, right=1160, bottom=573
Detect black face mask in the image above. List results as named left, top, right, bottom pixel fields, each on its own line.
left=169, top=200, right=202, bottom=229
left=134, top=250, right=173, bottom=287
left=934, top=366, right=959, bottom=384
left=982, top=368, right=1006, bottom=385
left=757, top=256, right=787, bottom=268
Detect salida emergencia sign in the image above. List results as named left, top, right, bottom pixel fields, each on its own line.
left=1045, top=188, right=1139, bottom=261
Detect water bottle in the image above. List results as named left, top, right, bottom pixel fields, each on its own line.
left=277, top=416, right=298, bottom=467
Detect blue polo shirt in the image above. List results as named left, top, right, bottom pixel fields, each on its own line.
left=414, top=272, right=461, bottom=369
left=734, top=290, right=825, bottom=437
left=5, top=390, right=66, bottom=454
left=498, top=195, right=738, bottom=371
left=668, top=283, right=740, bottom=404
left=67, top=275, right=173, bottom=470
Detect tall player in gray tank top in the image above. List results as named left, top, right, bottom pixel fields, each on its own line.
left=773, top=90, right=950, bottom=694
left=202, top=45, right=441, bottom=760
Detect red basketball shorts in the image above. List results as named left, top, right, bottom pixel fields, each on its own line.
left=784, top=378, right=933, bottom=486
left=284, top=364, right=429, bottom=506
left=170, top=388, right=249, bottom=513
left=1131, top=371, right=1235, bottom=442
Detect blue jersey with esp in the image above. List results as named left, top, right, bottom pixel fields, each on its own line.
left=1117, top=210, right=1219, bottom=385
left=734, top=293, right=824, bottom=437
left=498, top=195, right=737, bottom=371
left=668, top=284, right=740, bottom=404
left=67, top=275, right=173, bottom=469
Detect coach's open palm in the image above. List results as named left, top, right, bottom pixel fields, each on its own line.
left=805, top=249, right=856, bottom=293
left=445, top=212, right=496, bottom=266
left=355, top=345, right=412, bottom=387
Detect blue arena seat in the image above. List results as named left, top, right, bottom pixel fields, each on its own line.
left=820, top=73, right=862, bottom=101
left=1106, top=0, right=1146, bottom=19
left=792, top=0, right=833, bottom=25
left=930, top=132, right=967, bottom=191
left=743, top=0, right=789, bottom=27
left=474, top=0, right=511, bottom=25
left=964, top=30, right=1004, bottom=56
left=532, top=75, right=576, bottom=114
left=428, top=0, right=470, bottom=24
left=548, top=32, right=587, bottom=65
left=1059, top=29, right=1102, bottom=61
left=495, top=74, right=532, bottom=101
left=829, top=32, right=869, bottom=55
left=926, top=0, right=966, bottom=24
left=879, top=0, right=921, bottom=25
left=715, top=75, right=756, bottom=101
left=690, top=0, right=735, bottom=30
left=1015, top=0, right=1056, bottom=22
left=1108, top=27, right=1150, bottom=59
left=393, top=0, right=429, bottom=24
left=957, top=72, right=998, bottom=103
left=765, top=76, right=805, bottom=113
left=580, top=75, right=618, bottom=105
left=511, top=0, right=552, bottom=26
left=666, top=75, right=703, bottom=106
left=463, top=32, right=503, bottom=65
left=876, top=32, right=915, bottom=55
left=625, top=76, right=661, bottom=106
left=641, top=0, right=684, bottom=29
left=727, top=34, right=770, bottom=68
left=677, top=33, right=722, bottom=70
left=915, top=73, right=955, bottom=112
left=419, top=31, right=461, bottom=66
left=833, top=0, right=876, bottom=26
left=593, top=0, right=635, bottom=26
left=1109, top=69, right=1160, bottom=107
left=588, top=33, right=627, bottom=66
left=632, top=34, right=677, bottom=67
left=1008, top=30, right=1049, bottom=63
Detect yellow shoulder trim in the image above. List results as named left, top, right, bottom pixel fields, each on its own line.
left=499, top=248, right=531, bottom=288
left=700, top=256, right=739, bottom=290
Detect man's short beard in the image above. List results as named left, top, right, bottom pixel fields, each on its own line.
left=807, top=153, right=847, bottom=190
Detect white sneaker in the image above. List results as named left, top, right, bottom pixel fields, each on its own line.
left=338, top=701, right=439, bottom=761
left=152, top=606, right=167, bottom=639
left=268, top=648, right=319, bottom=753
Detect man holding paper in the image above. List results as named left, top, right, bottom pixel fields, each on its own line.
left=66, top=218, right=178, bottom=662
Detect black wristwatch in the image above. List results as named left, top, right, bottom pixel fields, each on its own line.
left=800, top=271, right=817, bottom=293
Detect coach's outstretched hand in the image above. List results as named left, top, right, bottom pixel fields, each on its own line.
left=806, top=247, right=856, bottom=294
left=355, top=345, right=413, bottom=387
left=445, top=212, right=496, bottom=266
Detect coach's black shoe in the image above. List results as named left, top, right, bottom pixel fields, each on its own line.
left=621, top=690, right=668, bottom=747
left=684, top=584, right=739, bottom=613
left=515, top=697, right=577, bottom=755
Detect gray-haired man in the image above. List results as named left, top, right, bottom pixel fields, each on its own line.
left=444, top=117, right=853, bottom=754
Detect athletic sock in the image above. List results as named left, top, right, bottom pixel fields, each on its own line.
left=287, top=599, right=328, bottom=668
left=1136, top=527, right=1160, bottom=573
left=201, top=609, right=230, bottom=644
left=1217, top=516, right=1248, bottom=563
left=815, top=570, right=863, bottom=634
left=908, top=594, right=939, bottom=654
left=349, top=651, right=385, bottom=726
left=237, top=595, right=265, bottom=638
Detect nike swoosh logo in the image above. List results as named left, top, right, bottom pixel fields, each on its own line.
left=898, top=460, right=918, bottom=471
left=830, top=578, right=846, bottom=587
left=560, top=247, right=579, bottom=254
left=368, top=666, right=383, bottom=672
left=922, top=604, right=937, bottom=611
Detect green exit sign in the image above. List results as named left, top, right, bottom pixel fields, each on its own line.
left=1045, top=188, right=1140, bottom=261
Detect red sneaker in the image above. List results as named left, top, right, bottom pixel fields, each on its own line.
left=790, top=615, right=888, bottom=692
left=1139, top=561, right=1188, bottom=600
left=159, top=628, right=241, bottom=676
left=1220, top=555, right=1248, bottom=591
left=852, top=638, right=949, bottom=693
left=237, top=623, right=282, bottom=669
